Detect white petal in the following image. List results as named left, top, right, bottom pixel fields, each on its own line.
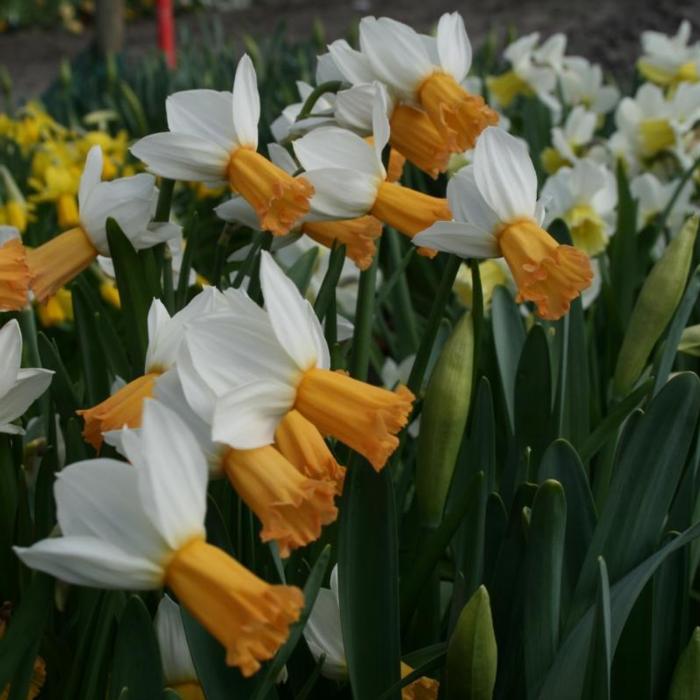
left=130, top=221, right=182, bottom=251
left=447, top=166, right=500, bottom=232
left=14, top=536, right=163, bottom=589
left=0, top=368, right=53, bottom=426
left=327, top=39, right=376, bottom=85
left=131, top=133, right=229, bottom=183
left=260, top=251, right=328, bottom=370
left=0, top=319, right=22, bottom=397
left=371, top=84, right=391, bottom=166
left=156, top=596, right=198, bottom=685
left=215, top=196, right=261, bottom=229
left=232, top=54, right=260, bottom=149
left=78, top=145, right=104, bottom=212
left=137, top=400, right=208, bottom=550
left=412, top=221, right=498, bottom=258
left=474, top=127, right=537, bottom=221
left=54, top=458, right=167, bottom=560
left=303, top=168, right=378, bottom=220
left=0, top=226, right=19, bottom=245
left=146, top=298, right=172, bottom=358
left=358, top=17, right=432, bottom=95
left=212, top=380, right=296, bottom=449
left=268, top=143, right=298, bottom=174
left=316, top=51, right=346, bottom=84
left=437, top=12, right=472, bottom=81
left=304, top=587, right=347, bottom=680
left=176, top=341, right=219, bottom=423
left=166, top=89, right=237, bottom=151
left=334, top=85, right=375, bottom=132
left=293, top=127, right=380, bottom=176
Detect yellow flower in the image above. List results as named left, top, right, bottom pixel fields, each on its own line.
left=36, top=287, right=74, bottom=327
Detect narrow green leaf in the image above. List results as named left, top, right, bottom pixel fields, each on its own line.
left=338, top=459, right=401, bottom=699
left=524, top=480, right=567, bottom=696
left=37, top=332, right=81, bottom=415
left=582, top=558, right=611, bottom=700
left=110, top=595, right=164, bottom=700
left=491, top=285, right=526, bottom=431
left=313, top=243, right=345, bottom=323
left=286, top=246, right=320, bottom=296
left=175, top=212, right=199, bottom=311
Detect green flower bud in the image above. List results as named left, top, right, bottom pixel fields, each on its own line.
left=613, top=215, right=699, bottom=397
left=447, top=585, right=497, bottom=700
left=416, top=311, right=474, bottom=527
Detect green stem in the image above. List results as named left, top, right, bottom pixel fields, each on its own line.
left=247, top=233, right=273, bottom=305
left=658, top=155, right=700, bottom=233
left=18, top=307, right=41, bottom=369
left=349, top=238, right=382, bottom=381
left=313, top=243, right=346, bottom=323
left=296, top=81, right=343, bottom=122
left=154, top=178, right=176, bottom=311
left=154, top=178, right=175, bottom=222
left=406, top=254, right=461, bottom=394
left=385, top=228, right=419, bottom=353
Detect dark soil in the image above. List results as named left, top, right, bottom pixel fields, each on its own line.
left=1, top=0, right=699, bottom=102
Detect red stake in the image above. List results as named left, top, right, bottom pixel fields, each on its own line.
left=156, top=0, right=177, bottom=69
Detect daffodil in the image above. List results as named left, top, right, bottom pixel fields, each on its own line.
left=78, top=287, right=228, bottom=449
left=155, top=596, right=205, bottom=700
left=541, top=159, right=617, bottom=255
left=15, top=400, right=304, bottom=676
left=0, top=166, right=29, bottom=232
left=270, top=80, right=336, bottom=143
left=27, top=145, right=181, bottom=303
left=293, top=89, right=451, bottom=251
left=487, top=33, right=566, bottom=114
left=630, top=171, right=696, bottom=235
left=560, top=56, right=620, bottom=115
left=36, top=287, right=74, bottom=327
left=610, top=82, right=700, bottom=168
left=216, top=144, right=382, bottom=270
left=638, top=21, right=700, bottom=87
left=181, top=252, right=413, bottom=471
left=540, top=105, right=597, bottom=173
left=131, top=55, right=314, bottom=236
left=453, top=259, right=510, bottom=310
left=144, top=366, right=340, bottom=557
left=0, top=226, right=30, bottom=312
left=413, top=127, right=592, bottom=320
left=0, top=320, right=53, bottom=434
left=343, top=13, right=498, bottom=152
left=304, top=565, right=438, bottom=698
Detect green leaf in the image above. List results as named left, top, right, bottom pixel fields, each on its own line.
left=538, top=440, right=596, bottom=616
left=109, top=595, right=164, bottom=700
left=491, top=285, right=526, bottom=431
left=253, top=545, right=331, bottom=700
left=313, top=243, right=345, bottom=323
left=286, top=246, right=320, bottom=296
left=37, top=332, right=81, bottom=415
left=72, top=283, right=111, bottom=406
left=446, top=585, right=498, bottom=700
left=181, top=608, right=261, bottom=700
left=524, top=480, right=567, bottom=696
left=106, top=217, right=154, bottom=370
left=175, top=212, right=199, bottom=311
left=668, top=628, right=700, bottom=700
left=582, top=558, right=611, bottom=700
left=338, top=458, right=401, bottom=699
left=515, top=324, right=553, bottom=470
left=0, top=437, right=18, bottom=602
left=538, top=520, right=700, bottom=700
left=0, top=573, right=53, bottom=690
left=569, top=373, right=700, bottom=626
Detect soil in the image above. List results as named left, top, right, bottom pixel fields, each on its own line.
left=0, top=0, right=699, bottom=103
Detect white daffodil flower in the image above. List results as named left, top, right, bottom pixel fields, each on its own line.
left=331, top=13, right=497, bottom=153
left=77, top=287, right=229, bottom=449
left=15, top=399, right=304, bottom=677
left=216, top=143, right=382, bottom=270
left=541, top=105, right=598, bottom=173
left=293, top=87, right=450, bottom=247
left=155, top=595, right=203, bottom=700
left=26, top=146, right=180, bottom=303
left=638, top=20, right=700, bottom=87
left=132, top=55, right=314, bottom=236
left=630, top=172, right=697, bottom=238
left=413, top=127, right=592, bottom=320
left=609, top=81, right=700, bottom=170
left=180, top=251, right=412, bottom=471
left=542, top=159, right=618, bottom=255
left=0, top=225, right=30, bottom=311
left=560, top=56, right=620, bottom=115
left=487, top=32, right=566, bottom=115
left=0, top=320, right=53, bottom=435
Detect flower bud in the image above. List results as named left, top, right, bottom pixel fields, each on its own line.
left=614, top=215, right=699, bottom=397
